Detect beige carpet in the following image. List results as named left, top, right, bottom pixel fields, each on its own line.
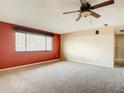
left=0, top=61, right=124, bottom=93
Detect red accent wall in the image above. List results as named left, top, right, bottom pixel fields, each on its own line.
left=0, top=21, right=60, bottom=69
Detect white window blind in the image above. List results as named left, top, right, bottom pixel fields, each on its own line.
left=27, top=34, right=46, bottom=51
left=46, top=36, right=53, bottom=51
left=15, top=32, right=26, bottom=51
left=15, top=29, right=53, bottom=52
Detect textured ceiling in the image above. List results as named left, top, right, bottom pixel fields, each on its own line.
left=0, top=0, right=123, bottom=34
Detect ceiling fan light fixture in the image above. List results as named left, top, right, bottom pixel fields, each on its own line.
left=81, top=11, right=91, bottom=17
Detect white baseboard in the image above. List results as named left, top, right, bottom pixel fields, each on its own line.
left=66, top=59, right=114, bottom=68
left=0, top=59, right=60, bottom=72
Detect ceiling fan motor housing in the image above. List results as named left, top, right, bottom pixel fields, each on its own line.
left=81, top=3, right=91, bottom=12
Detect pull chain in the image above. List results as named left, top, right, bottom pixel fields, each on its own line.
left=90, top=16, right=93, bottom=25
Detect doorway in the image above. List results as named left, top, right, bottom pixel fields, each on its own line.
left=115, top=34, right=124, bottom=67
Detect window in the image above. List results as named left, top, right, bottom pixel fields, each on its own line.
left=16, top=32, right=26, bottom=51
left=15, top=30, right=53, bottom=51
left=46, top=36, right=53, bottom=51
left=27, top=33, right=46, bottom=51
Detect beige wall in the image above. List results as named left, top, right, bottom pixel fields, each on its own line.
left=61, top=27, right=115, bottom=67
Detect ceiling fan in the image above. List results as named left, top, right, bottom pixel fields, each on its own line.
left=63, top=0, right=114, bottom=21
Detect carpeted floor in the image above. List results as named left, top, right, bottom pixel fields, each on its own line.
left=0, top=61, right=124, bottom=93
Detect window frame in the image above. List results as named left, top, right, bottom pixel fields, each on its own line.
left=15, top=31, right=53, bottom=52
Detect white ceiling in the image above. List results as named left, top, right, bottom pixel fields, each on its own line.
left=0, top=0, right=124, bottom=34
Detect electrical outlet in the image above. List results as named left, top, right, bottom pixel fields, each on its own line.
left=56, top=55, right=58, bottom=57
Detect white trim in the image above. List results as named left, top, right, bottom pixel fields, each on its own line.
left=0, top=59, right=60, bottom=72
left=67, top=60, right=114, bottom=68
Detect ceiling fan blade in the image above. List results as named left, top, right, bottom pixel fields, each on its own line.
left=90, top=11, right=101, bottom=18
left=63, top=10, right=80, bottom=14
left=91, top=0, right=114, bottom=10
left=76, top=14, right=82, bottom=21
